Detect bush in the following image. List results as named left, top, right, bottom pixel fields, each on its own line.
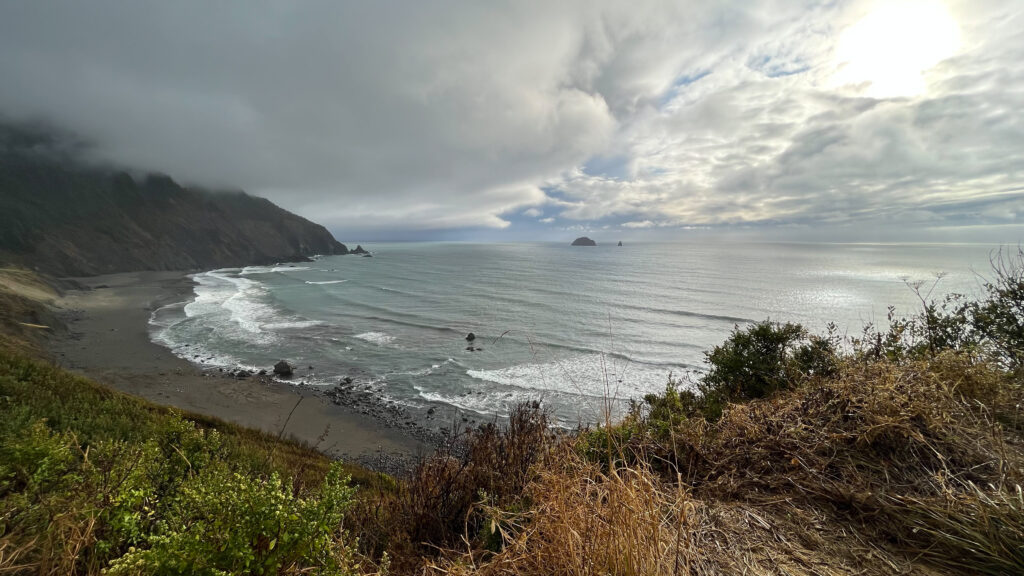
left=685, top=320, right=838, bottom=420
left=969, top=248, right=1024, bottom=371
left=702, top=320, right=807, bottom=402
left=0, top=352, right=361, bottom=575
left=856, top=248, right=1024, bottom=371
left=107, top=462, right=356, bottom=576
left=579, top=419, right=639, bottom=469
left=351, top=402, right=551, bottom=565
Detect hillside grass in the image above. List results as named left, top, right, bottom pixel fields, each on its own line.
left=369, top=352, right=1021, bottom=576
left=0, top=351, right=386, bottom=575
left=0, top=268, right=64, bottom=358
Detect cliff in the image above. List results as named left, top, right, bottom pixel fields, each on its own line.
left=0, top=125, right=347, bottom=276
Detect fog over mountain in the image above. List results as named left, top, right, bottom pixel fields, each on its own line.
left=0, top=1, right=1021, bottom=242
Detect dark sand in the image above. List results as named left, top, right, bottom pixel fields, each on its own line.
left=50, top=271, right=425, bottom=466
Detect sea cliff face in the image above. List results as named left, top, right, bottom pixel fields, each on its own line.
left=0, top=126, right=348, bottom=276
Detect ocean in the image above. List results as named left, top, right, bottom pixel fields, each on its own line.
left=149, top=241, right=998, bottom=426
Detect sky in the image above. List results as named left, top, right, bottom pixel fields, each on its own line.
left=0, top=0, right=1022, bottom=243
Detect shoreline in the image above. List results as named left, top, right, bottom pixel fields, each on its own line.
left=49, top=270, right=426, bottom=472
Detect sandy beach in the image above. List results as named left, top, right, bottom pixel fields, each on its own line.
left=49, top=270, right=425, bottom=468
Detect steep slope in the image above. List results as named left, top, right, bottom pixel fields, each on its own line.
left=0, top=125, right=348, bottom=276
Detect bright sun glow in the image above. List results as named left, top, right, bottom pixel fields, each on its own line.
left=835, top=0, right=960, bottom=98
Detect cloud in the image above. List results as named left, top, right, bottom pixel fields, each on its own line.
left=0, top=0, right=1021, bottom=240
left=546, top=0, right=1024, bottom=240
left=622, top=220, right=656, bottom=228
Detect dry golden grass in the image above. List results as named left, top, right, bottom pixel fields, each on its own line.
left=0, top=268, right=63, bottom=357
left=406, top=353, right=1023, bottom=576
left=0, top=537, right=37, bottom=575
left=424, top=451, right=933, bottom=576
left=469, top=453, right=689, bottom=576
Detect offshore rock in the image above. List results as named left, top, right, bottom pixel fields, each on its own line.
left=571, top=236, right=597, bottom=246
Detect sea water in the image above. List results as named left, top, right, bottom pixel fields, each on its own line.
left=149, top=242, right=998, bottom=426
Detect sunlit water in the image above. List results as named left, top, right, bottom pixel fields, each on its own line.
left=150, top=242, right=998, bottom=426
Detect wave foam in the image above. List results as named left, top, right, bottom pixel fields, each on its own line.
left=466, top=354, right=674, bottom=401
left=354, top=332, right=395, bottom=345
left=157, top=269, right=324, bottom=361
left=263, top=320, right=325, bottom=330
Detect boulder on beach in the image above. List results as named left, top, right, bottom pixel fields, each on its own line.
left=571, top=236, right=597, bottom=246
left=273, top=360, right=293, bottom=376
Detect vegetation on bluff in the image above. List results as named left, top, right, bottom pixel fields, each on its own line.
left=2, top=250, right=1023, bottom=574
left=0, top=354, right=372, bottom=575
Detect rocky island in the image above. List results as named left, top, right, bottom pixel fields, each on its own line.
left=571, top=236, right=597, bottom=246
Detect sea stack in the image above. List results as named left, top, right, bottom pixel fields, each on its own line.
left=571, top=237, right=597, bottom=246
left=617, top=241, right=623, bottom=246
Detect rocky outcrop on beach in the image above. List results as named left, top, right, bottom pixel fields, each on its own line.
left=273, top=360, right=294, bottom=376
left=571, top=236, right=597, bottom=246
left=0, top=123, right=349, bottom=276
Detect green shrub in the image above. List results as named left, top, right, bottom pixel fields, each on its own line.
left=0, top=352, right=363, bottom=575
left=697, top=320, right=838, bottom=419
left=0, top=420, right=77, bottom=498
left=107, top=462, right=356, bottom=576
left=855, top=248, right=1024, bottom=371
left=633, top=321, right=841, bottom=427
left=702, top=321, right=803, bottom=406
left=969, top=249, right=1024, bottom=371
left=642, top=376, right=699, bottom=436
left=579, top=420, right=638, bottom=467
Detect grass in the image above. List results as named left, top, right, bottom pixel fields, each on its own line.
left=408, top=352, right=1023, bottom=575
left=0, top=351, right=380, bottom=575
left=0, top=268, right=63, bottom=358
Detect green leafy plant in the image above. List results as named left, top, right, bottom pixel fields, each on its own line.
left=107, top=462, right=356, bottom=576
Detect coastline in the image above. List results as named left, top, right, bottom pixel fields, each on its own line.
left=49, top=270, right=426, bottom=470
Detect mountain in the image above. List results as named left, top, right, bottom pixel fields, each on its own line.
left=0, top=124, right=348, bottom=276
